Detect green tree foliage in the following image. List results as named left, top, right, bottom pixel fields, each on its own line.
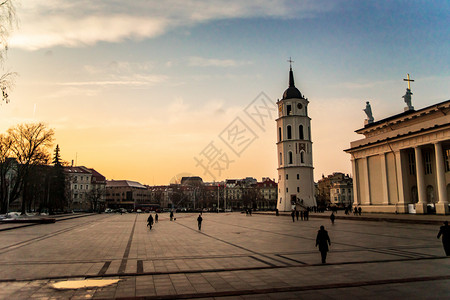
left=52, top=144, right=62, bottom=166
left=48, top=144, right=67, bottom=214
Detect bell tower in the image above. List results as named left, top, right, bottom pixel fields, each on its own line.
left=276, top=61, right=315, bottom=211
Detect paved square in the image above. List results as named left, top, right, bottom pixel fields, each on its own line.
left=0, top=212, right=449, bottom=299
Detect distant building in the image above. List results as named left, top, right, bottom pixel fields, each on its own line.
left=329, top=177, right=353, bottom=207
left=317, top=172, right=353, bottom=207
left=224, top=177, right=276, bottom=211
left=256, top=178, right=278, bottom=210
left=181, top=176, right=203, bottom=186
left=148, top=185, right=170, bottom=209
left=105, top=180, right=152, bottom=210
left=64, top=166, right=106, bottom=212
left=64, top=166, right=93, bottom=211
left=345, top=99, right=450, bottom=214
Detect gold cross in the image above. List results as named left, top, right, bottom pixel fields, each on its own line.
left=403, top=73, right=414, bottom=90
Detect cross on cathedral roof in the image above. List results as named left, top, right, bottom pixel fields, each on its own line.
left=403, top=73, right=414, bottom=91
left=287, top=57, right=294, bottom=68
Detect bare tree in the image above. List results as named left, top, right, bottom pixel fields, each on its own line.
left=0, top=0, right=16, bottom=104
left=5, top=123, right=54, bottom=214
left=87, top=186, right=105, bottom=213
left=0, top=133, right=14, bottom=213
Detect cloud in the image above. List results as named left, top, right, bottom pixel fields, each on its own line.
left=10, top=0, right=337, bottom=50
left=58, top=75, right=168, bottom=87
left=188, top=56, right=252, bottom=67
left=10, top=15, right=167, bottom=50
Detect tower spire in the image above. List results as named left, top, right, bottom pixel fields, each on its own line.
left=287, top=57, right=295, bottom=87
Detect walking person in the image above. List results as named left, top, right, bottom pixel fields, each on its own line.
left=147, top=214, right=154, bottom=230
left=197, top=214, right=203, bottom=231
left=358, top=207, right=362, bottom=216
left=155, top=213, right=158, bottom=223
left=316, top=225, right=331, bottom=264
left=330, top=212, right=335, bottom=225
left=300, top=210, right=304, bottom=221
left=170, top=211, right=174, bottom=221
left=295, top=209, right=299, bottom=221
left=304, top=209, right=309, bottom=221
left=291, top=210, right=295, bottom=222
left=437, top=221, right=450, bottom=256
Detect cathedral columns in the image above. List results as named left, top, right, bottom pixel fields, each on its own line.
left=434, top=142, right=449, bottom=214
left=350, top=158, right=359, bottom=206
left=380, top=153, right=390, bottom=205
left=362, top=157, right=371, bottom=205
left=394, top=150, right=407, bottom=212
left=414, top=146, right=427, bottom=214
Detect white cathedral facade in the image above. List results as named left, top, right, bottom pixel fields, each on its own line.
left=276, top=66, right=316, bottom=212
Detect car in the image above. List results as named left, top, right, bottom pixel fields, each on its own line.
left=104, top=208, right=113, bottom=213
left=136, top=209, right=142, bottom=213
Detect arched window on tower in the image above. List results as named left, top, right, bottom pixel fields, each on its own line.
left=299, top=125, right=304, bottom=140
left=278, top=127, right=282, bottom=142
left=287, top=125, right=292, bottom=139
left=288, top=151, right=293, bottom=164
left=279, top=152, right=282, bottom=166
left=300, top=151, right=305, bottom=163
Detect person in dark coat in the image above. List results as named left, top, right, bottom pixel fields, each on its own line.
left=295, top=210, right=299, bottom=221
left=330, top=213, right=335, bottom=225
left=358, top=207, right=362, bottom=216
left=300, top=210, right=304, bottom=221
left=304, top=209, right=309, bottom=221
left=155, top=213, right=158, bottom=223
left=147, top=214, right=154, bottom=230
left=197, top=214, right=203, bottom=230
left=437, top=221, right=450, bottom=256
left=291, top=210, right=295, bottom=222
left=316, top=225, right=331, bottom=263
left=170, top=211, right=174, bottom=221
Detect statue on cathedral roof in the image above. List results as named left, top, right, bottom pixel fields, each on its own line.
left=363, top=101, right=374, bottom=124
left=402, top=73, right=414, bottom=111
left=403, top=88, right=414, bottom=111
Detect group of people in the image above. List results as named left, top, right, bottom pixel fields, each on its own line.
left=353, top=206, right=362, bottom=215
left=146, top=210, right=449, bottom=263
left=146, top=213, right=159, bottom=230
left=291, top=209, right=309, bottom=222
left=146, top=211, right=204, bottom=231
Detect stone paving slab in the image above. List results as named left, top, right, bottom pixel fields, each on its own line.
left=0, top=212, right=448, bottom=298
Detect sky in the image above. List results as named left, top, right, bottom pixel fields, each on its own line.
left=0, top=0, right=449, bottom=185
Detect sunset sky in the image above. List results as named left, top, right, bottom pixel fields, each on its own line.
left=0, top=1, right=449, bottom=185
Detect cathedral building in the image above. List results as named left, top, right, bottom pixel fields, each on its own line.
left=276, top=64, right=316, bottom=211
left=345, top=80, right=450, bottom=215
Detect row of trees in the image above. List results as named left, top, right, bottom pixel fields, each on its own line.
left=0, top=122, right=68, bottom=214
left=169, top=184, right=272, bottom=211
